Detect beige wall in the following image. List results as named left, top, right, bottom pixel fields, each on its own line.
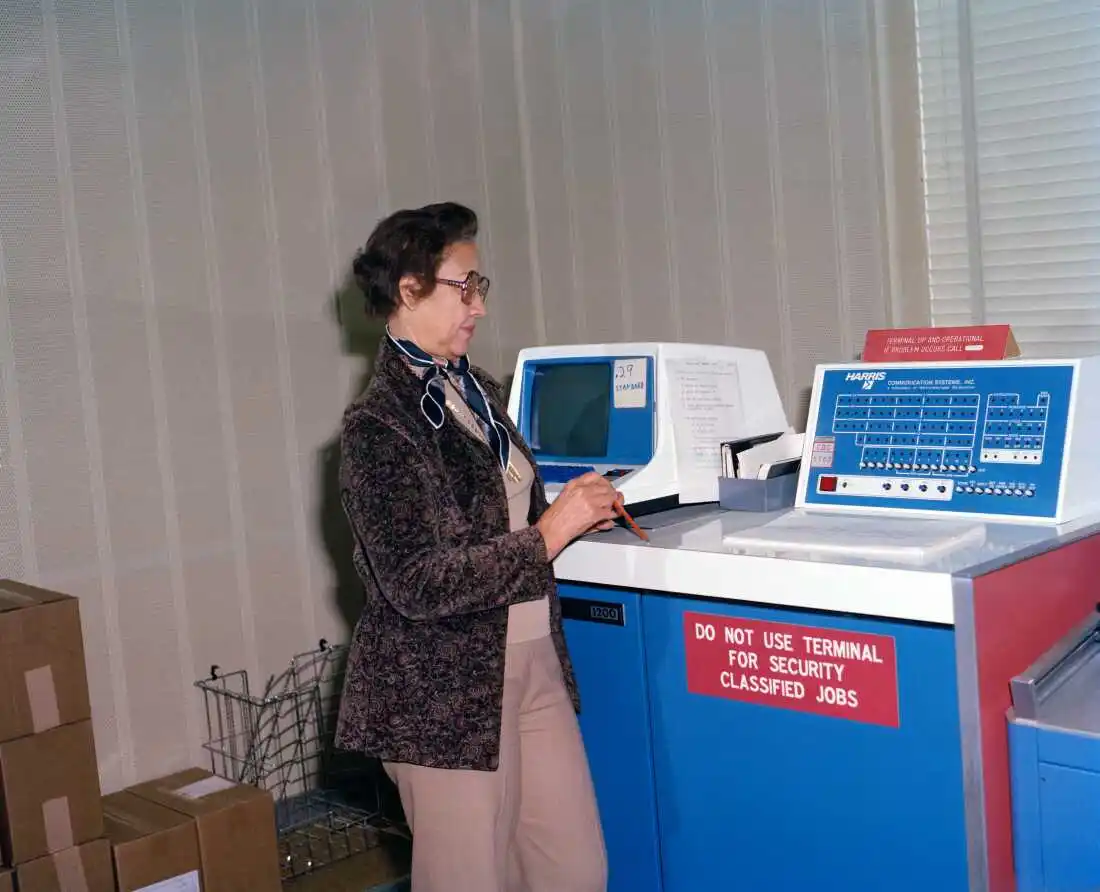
left=0, top=0, right=923, bottom=792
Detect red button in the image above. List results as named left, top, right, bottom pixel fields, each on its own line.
left=819, top=475, right=838, bottom=493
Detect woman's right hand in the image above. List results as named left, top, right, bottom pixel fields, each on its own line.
left=536, top=472, right=621, bottom=560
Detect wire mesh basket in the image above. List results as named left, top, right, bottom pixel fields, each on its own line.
left=196, top=639, right=408, bottom=880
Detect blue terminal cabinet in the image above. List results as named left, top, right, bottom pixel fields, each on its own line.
left=1009, top=721, right=1100, bottom=892
left=1008, top=614, right=1100, bottom=892
left=641, top=594, right=969, bottom=892
left=561, top=582, right=972, bottom=892
left=559, top=583, right=663, bottom=892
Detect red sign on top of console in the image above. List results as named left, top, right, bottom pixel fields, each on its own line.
left=684, top=612, right=900, bottom=727
left=862, top=324, right=1020, bottom=363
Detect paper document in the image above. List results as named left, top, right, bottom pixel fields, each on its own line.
left=136, top=871, right=200, bottom=892
left=738, top=433, right=804, bottom=480
left=667, top=358, right=748, bottom=502
left=722, top=511, right=987, bottom=565
left=174, top=775, right=236, bottom=800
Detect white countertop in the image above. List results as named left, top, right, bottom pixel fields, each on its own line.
left=552, top=505, right=1100, bottom=626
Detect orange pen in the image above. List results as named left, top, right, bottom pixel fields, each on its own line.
left=614, top=500, right=650, bottom=542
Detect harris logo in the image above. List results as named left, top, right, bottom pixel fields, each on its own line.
left=845, top=371, right=887, bottom=390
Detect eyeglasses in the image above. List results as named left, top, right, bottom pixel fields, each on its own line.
left=436, top=270, right=491, bottom=304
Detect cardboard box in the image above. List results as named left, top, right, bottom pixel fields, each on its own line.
left=14, top=838, right=114, bottom=892
left=129, top=769, right=280, bottom=891
left=0, top=721, right=104, bottom=865
left=0, top=868, right=11, bottom=892
left=0, top=581, right=92, bottom=744
left=103, top=791, right=202, bottom=892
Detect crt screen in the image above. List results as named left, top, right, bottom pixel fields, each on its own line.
left=532, top=363, right=612, bottom=458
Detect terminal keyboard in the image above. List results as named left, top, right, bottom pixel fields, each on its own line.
left=538, top=464, right=597, bottom=484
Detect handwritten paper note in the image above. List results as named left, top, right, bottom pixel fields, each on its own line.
left=613, top=358, right=647, bottom=408
left=667, top=358, right=748, bottom=502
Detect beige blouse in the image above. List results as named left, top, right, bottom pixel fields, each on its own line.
left=441, top=379, right=551, bottom=643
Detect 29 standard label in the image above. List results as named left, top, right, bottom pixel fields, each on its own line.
left=684, top=612, right=900, bottom=727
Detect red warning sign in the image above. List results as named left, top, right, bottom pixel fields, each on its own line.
left=862, top=324, right=1020, bottom=362
left=684, top=612, right=900, bottom=727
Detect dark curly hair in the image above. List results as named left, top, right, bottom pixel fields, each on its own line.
left=352, top=202, right=479, bottom=318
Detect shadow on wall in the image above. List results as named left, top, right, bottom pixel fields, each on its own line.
left=312, top=268, right=410, bottom=833
left=792, top=385, right=812, bottom=434
left=318, top=268, right=386, bottom=642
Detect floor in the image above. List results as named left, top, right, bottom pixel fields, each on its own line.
left=283, top=834, right=411, bottom=892
left=276, top=764, right=412, bottom=891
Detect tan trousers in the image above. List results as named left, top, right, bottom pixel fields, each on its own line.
left=384, top=636, right=607, bottom=892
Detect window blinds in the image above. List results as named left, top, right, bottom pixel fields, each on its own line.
left=914, top=0, right=1100, bottom=357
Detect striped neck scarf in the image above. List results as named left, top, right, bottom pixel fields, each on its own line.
left=386, top=329, right=511, bottom=473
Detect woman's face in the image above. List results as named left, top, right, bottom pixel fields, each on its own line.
left=396, top=240, right=487, bottom=361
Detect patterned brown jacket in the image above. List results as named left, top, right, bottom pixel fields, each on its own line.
left=334, top=337, right=579, bottom=770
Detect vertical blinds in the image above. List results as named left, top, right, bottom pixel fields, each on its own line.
left=914, top=0, right=1100, bottom=357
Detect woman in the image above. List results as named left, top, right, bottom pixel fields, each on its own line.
left=336, top=201, right=618, bottom=892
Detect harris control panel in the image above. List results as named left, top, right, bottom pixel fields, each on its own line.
left=796, top=359, right=1100, bottom=523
